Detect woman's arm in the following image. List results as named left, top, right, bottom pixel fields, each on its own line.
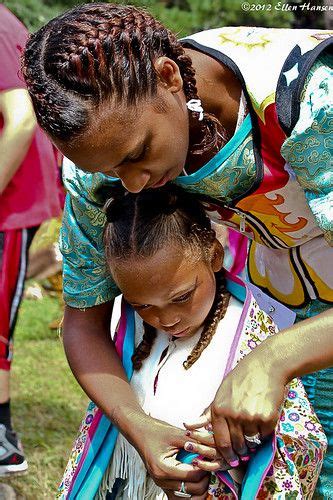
left=63, top=303, right=208, bottom=493
left=185, top=308, right=333, bottom=466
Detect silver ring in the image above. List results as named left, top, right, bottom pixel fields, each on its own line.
left=173, top=481, right=191, bottom=498
left=244, top=432, right=262, bottom=446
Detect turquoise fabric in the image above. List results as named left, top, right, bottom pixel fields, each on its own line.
left=69, top=302, right=135, bottom=499
left=280, top=53, right=333, bottom=247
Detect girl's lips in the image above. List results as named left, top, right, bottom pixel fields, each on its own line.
left=171, top=327, right=190, bottom=338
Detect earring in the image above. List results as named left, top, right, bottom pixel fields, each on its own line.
left=186, top=99, right=204, bottom=121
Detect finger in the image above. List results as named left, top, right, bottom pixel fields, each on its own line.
left=184, top=429, right=215, bottom=447
left=259, top=414, right=279, bottom=439
left=184, top=408, right=211, bottom=430
left=184, top=441, right=218, bottom=461
left=227, top=422, right=249, bottom=459
left=191, top=456, right=231, bottom=472
left=163, top=457, right=207, bottom=482
left=211, top=415, right=240, bottom=466
left=243, top=423, right=263, bottom=449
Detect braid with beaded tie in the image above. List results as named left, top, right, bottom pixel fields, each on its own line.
left=22, top=2, right=226, bottom=153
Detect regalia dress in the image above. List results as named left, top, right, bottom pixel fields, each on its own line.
left=60, top=27, right=333, bottom=496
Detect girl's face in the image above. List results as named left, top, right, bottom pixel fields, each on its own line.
left=59, top=59, right=190, bottom=193
left=111, top=241, right=223, bottom=338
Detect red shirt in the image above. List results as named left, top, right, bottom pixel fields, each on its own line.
left=0, top=5, right=62, bottom=230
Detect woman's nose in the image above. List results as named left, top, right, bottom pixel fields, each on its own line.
left=118, top=167, right=151, bottom=193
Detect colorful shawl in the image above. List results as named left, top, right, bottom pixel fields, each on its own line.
left=57, top=277, right=326, bottom=499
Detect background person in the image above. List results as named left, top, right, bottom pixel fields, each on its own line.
left=0, top=4, right=62, bottom=475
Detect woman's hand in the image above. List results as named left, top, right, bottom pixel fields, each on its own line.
left=131, top=415, right=210, bottom=496
left=184, top=345, right=287, bottom=466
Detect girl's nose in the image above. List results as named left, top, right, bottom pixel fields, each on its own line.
left=159, top=317, right=181, bottom=329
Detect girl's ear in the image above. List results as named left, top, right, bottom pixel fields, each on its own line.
left=211, top=239, right=224, bottom=272
left=154, top=56, right=183, bottom=93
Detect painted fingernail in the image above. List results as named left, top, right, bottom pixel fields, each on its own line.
left=184, top=442, right=194, bottom=451
left=205, top=423, right=213, bottom=432
left=192, top=459, right=199, bottom=467
left=240, top=455, right=250, bottom=462
left=229, top=459, right=240, bottom=467
left=185, top=430, right=191, bottom=437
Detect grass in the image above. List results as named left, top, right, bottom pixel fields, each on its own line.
left=1, top=288, right=88, bottom=498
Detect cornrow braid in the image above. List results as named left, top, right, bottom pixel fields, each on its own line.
left=132, top=322, right=157, bottom=371
left=183, top=271, right=230, bottom=370
left=22, top=3, right=225, bottom=153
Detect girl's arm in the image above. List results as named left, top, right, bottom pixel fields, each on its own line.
left=185, top=308, right=333, bottom=466
left=63, top=303, right=208, bottom=492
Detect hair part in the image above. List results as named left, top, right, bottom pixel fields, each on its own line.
left=23, top=2, right=225, bottom=154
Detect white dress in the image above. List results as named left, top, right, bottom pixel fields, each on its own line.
left=98, top=296, right=243, bottom=499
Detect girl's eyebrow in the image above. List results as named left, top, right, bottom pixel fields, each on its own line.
left=124, top=278, right=198, bottom=306
left=169, top=278, right=198, bottom=300
left=123, top=295, right=143, bottom=307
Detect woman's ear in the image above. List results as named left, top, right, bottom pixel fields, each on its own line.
left=211, top=239, right=224, bottom=272
left=154, top=56, right=183, bottom=93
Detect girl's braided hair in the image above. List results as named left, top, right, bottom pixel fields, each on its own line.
left=103, top=183, right=230, bottom=370
left=22, top=3, right=225, bottom=154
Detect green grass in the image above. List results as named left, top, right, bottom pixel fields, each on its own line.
left=1, top=291, right=88, bottom=498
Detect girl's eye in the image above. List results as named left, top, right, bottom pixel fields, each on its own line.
left=173, top=290, right=195, bottom=303
left=134, top=304, right=150, bottom=310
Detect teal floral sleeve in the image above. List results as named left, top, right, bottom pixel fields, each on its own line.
left=60, top=160, right=120, bottom=308
left=281, top=53, right=333, bottom=245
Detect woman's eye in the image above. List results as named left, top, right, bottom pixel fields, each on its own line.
left=129, top=145, right=147, bottom=163
left=173, top=290, right=194, bottom=303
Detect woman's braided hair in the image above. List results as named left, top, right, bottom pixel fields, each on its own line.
left=103, top=183, right=230, bottom=370
left=22, top=3, right=224, bottom=154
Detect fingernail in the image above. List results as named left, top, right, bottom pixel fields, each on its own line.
left=240, top=455, right=250, bottom=462
left=229, top=459, right=239, bottom=467
left=192, top=459, right=199, bottom=467
left=184, top=442, right=194, bottom=451
left=205, top=423, right=213, bottom=432
left=185, top=430, right=191, bottom=437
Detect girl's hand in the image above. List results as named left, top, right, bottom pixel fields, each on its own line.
left=132, top=415, right=210, bottom=495
left=184, top=349, right=287, bottom=466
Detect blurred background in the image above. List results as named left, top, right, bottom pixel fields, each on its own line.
left=3, top=0, right=332, bottom=34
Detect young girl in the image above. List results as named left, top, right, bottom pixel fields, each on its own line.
left=59, top=185, right=326, bottom=499
left=22, top=4, right=333, bottom=495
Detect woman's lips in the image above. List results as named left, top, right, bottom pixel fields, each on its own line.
left=150, top=173, right=170, bottom=188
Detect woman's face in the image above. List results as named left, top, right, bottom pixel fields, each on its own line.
left=59, top=75, right=190, bottom=193
left=111, top=241, right=223, bottom=338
